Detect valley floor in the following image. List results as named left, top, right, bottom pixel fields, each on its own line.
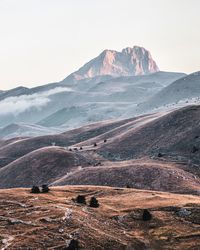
left=0, top=186, right=200, bottom=249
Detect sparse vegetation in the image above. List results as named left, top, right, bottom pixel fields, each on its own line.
left=157, top=152, right=163, bottom=157
left=142, top=209, right=152, bottom=221
left=31, top=186, right=40, bottom=193
left=191, top=146, right=199, bottom=153
left=89, top=197, right=99, bottom=208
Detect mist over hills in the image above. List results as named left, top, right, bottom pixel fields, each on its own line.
left=0, top=46, right=188, bottom=136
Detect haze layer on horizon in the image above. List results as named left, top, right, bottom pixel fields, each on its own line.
left=0, top=0, right=199, bottom=90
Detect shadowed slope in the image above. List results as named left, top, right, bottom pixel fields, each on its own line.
left=52, top=159, right=200, bottom=195
left=0, top=147, right=89, bottom=188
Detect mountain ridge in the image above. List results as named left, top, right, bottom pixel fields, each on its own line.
left=62, top=46, right=159, bottom=83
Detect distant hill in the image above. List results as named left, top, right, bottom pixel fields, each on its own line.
left=0, top=123, right=62, bottom=139
left=135, top=71, right=200, bottom=114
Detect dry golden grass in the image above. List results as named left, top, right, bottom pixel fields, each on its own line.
left=0, top=186, right=200, bottom=249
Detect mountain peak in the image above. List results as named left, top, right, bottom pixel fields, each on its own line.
left=63, top=46, right=159, bottom=82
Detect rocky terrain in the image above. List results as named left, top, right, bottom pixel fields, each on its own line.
left=0, top=186, right=200, bottom=250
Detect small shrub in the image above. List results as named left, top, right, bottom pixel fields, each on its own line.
left=142, top=209, right=152, bottom=221
left=69, top=148, right=72, bottom=151
left=75, top=195, right=86, bottom=204
left=89, top=197, right=99, bottom=208
left=126, top=184, right=131, bottom=188
left=42, top=184, right=49, bottom=193
left=157, top=152, right=163, bottom=157
left=191, top=146, right=199, bottom=153
left=31, top=186, right=40, bottom=194
left=94, top=143, right=97, bottom=147
left=80, top=147, right=83, bottom=150
left=66, top=239, right=79, bottom=250
left=104, top=139, right=107, bottom=143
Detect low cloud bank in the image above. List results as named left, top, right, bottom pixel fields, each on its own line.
left=0, top=87, right=73, bottom=116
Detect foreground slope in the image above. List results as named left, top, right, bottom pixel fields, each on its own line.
left=0, top=186, right=200, bottom=250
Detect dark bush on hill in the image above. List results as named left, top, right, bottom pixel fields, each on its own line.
left=75, top=195, right=86, bottom=204
left=42, top=184, right=50, bottom=193
left=89, top=197, right=99, bottom=208
left=191, top=146, right=199, bottom=153
left=31, top=186, right=40, bottom=193
left=66, top=239, right=79, bottom=250
left=157, top=152, right=163, bottom=157
left=142, top=209, right=152, bottom=221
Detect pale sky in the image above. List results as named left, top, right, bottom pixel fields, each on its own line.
left=0, top=0, right=200, bottom=90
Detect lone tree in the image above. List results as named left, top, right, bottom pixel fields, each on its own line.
left=31, top=186, right=40, bottom=194
left=42, top=184, right=50, bottom=193
left=89, top=197, right=99, bottom=208
left=67, top=239, right=79, bottom=250
left=75, top=195, right=86, bottom=204
left=142, top=209, right=152, bottom=221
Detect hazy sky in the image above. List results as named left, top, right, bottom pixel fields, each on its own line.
left=0, top=0, right=200, bottom=90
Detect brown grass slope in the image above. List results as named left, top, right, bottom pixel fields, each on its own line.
left=0, top=117, right=136, bottom=168
left=52, top=159, right=200, bottom=195
left=96, top=105, right=200, bottom=175
left=0, top=147, right=90, bottom=188
left=0, top=186, right=200, bottom=250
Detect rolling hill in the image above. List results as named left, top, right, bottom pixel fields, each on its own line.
left=134, top=71, right=200, bottom=114
left=0, top=147, right=90, bottom=188
left=0, top=105, right=200, bottom=193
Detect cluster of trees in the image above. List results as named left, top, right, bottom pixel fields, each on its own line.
left=74, top=195, right=99, bottom=208
left=68, top=138, right=108, bottom=151
left=31, top=184, right=49, bottom=194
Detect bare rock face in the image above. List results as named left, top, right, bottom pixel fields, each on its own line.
left=65, top=46, right=159, bottom=81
